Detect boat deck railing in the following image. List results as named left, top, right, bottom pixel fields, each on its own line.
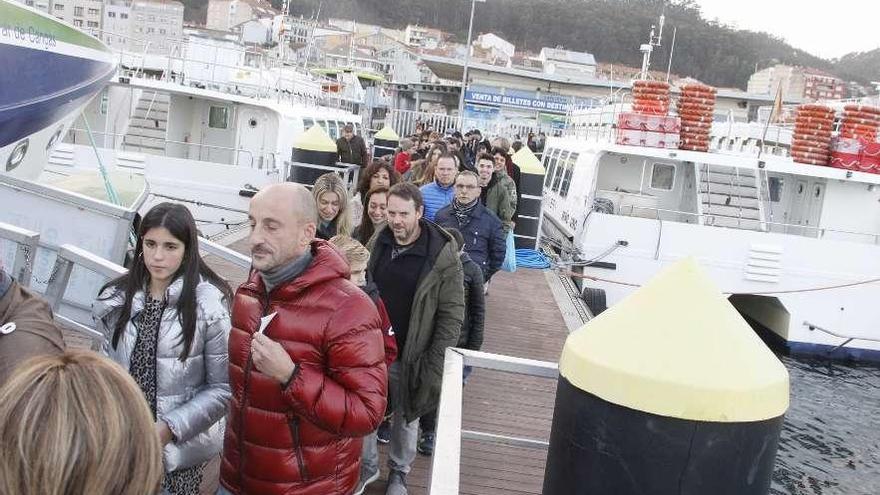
left=563, top=91, right=794, bottom=158
left=616, top=205, right=880, bottom=243
left=64, top=128, right=280, bottom=171
left=430, top=348, right=558, bottom=495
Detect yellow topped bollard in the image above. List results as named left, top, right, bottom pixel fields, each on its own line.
left=372, top=125, right=400, bottom=159
left=542, top=258, right=789, bottom=495
left=289, top=124, right=339, bottom=185
left=511, top=146, right=545, bottom=249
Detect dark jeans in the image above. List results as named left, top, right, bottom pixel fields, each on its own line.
left=419, top=366, right=473, bottom=434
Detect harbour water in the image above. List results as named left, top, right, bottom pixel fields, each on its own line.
left=773, top=356, right=880, bottom=494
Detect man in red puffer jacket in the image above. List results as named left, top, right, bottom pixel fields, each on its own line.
left=220, top=183, right=387, bottom=495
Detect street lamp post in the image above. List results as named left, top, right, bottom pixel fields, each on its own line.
left=456, top=0, right=484, bottom=130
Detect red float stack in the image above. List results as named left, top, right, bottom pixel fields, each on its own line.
left=791, top=105, right=834, bottom=166
left=617, top=80, right=681, bottom=149
left=631, top=80, right=671, bottom=115
left=830, top=105, right=880, bottom=172
left=840, top=105, right=880, bottom=141
left=677, top=84, right=716, bottom=152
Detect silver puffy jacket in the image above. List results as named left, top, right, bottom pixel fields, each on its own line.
left=92, top=277, right=231, bottom=471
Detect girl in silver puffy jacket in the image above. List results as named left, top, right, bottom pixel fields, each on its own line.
left=92, top=203, right=232, bottom=495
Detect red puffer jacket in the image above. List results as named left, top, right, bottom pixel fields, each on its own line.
left=220, top=241, right=387, bottom=495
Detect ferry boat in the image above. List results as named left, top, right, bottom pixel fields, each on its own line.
left=33, top=23, right=367, bottom=240
left=0, top=0, right=116, bottom=180
left=541, top=98, right=880, bottom=362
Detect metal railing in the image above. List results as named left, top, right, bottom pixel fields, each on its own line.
left=66, top=128, right=278, bottom=170
left=38, top=236, right=252, bottom=350
left=0, top=222, right=40, bottom=289
left=43, top=244, right=127, bottom=350
left=430, top=348, right=558, bottom=495
left=615, top=204, right=880, bottom=242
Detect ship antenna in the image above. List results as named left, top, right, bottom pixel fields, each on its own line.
left=638, top=13, right=665, bottom=80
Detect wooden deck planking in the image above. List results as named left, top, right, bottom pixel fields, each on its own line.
left=61, top=237, right=570, bottom=495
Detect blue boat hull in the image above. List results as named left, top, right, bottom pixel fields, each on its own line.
left=0, top=43, right=115, bottom=149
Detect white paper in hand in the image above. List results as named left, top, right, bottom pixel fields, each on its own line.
left=258, top=312, right=278, bottom=334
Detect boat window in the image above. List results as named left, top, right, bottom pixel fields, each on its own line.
left=328, top=121, right=339, bottom=139
left=649, top=163, right=675, bottom=191
left=317, top=119, right=328, bottom=134
left=543, top=148, right=559, bottom=188
left=551, top=150, right=570, bottom=192
left=769, top=177, right=783, bottom=202
left=208, top=106, right=229, bottom=129
left=560, top=153, right=579, bottom=198
left=303, top=117, right=315, bottom=130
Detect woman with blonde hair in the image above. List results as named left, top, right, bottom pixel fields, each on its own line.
left=313, top=172, right=353, bottom=239
left=0, top=350, right=163, bottom=495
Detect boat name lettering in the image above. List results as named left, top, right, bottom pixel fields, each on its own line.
left=0, top=23, right=58, bottom=48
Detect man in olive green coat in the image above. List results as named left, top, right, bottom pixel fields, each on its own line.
left=476, top=152, right=517, bottom=235
left=363, top=183, right=464, bottom=495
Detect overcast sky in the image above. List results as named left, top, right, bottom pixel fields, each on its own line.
left=694, top=0, right=880, bottom=59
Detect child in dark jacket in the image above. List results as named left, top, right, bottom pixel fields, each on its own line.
left=417, top=227, right=485, bottom=456
left=330, top=235, right=397, bottom=494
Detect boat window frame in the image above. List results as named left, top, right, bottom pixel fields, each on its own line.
left=559, top=152, right=579, bottom=198
left=328, top=121, right=339, bottom=139
left=551, top=150, right=570, bottom=193
left=208, top=105, right=230, bottom=129
left=303, top=117, right=315, bottom=130
left=316, top=119, right=329, bottom=135
left=648, top=162, right=676, bottom=192
left=543, top=148, right=560, bottom=189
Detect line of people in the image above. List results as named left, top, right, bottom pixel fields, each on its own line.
left=0, top=127, right=521, bottom=495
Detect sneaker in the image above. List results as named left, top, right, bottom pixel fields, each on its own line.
left=385, top=470, right=408, bottom=495
left=352, top=464, right=380, bottom=495
left=376, top=419, right=391, bottom=444
left=417, top=431, right=435, bottom=456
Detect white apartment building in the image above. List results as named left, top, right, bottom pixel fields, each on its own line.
left=39, top=0, right=103, bottom=30
left=475, top=33, right=515, bottom=64
left=102, top=0, right=132, bottom=48
left=16, top=0, right=50, bottom=13
left=404, top=24, right=442, bottom=49
left=539, top=47, right=597, bottom=78
left=206, top=0, right=275, bottom=32
left=747, top=64, right=845, bottom=102
left=129, top=0, right=183, bottom=54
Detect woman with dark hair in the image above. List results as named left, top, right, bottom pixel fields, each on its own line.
left=353, top=185, right=389, bottom=245
left=351, top=159, right=399, bottom=227
left=91, top=202, right=232, bottom=495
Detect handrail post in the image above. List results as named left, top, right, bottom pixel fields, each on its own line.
left=0, top=222, right=40, bottom=289
left=429, top=349, right=465, bottom=495
left=43, top=256, right=75, bottom=312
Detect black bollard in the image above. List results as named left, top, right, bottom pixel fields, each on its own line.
left=511, top=147, right=544, bottom=249
left=290, top=125, right=339, bottom=186
left=542, top=259, right=789, bottom=495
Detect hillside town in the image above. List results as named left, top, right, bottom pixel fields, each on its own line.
left=16, top=0, right=880, bottom=136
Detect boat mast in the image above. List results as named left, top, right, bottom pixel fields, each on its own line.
left=638, top=14, right=665, bottom=80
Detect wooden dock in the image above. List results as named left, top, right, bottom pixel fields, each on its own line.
left=63, top=236, right=575, bottom=494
